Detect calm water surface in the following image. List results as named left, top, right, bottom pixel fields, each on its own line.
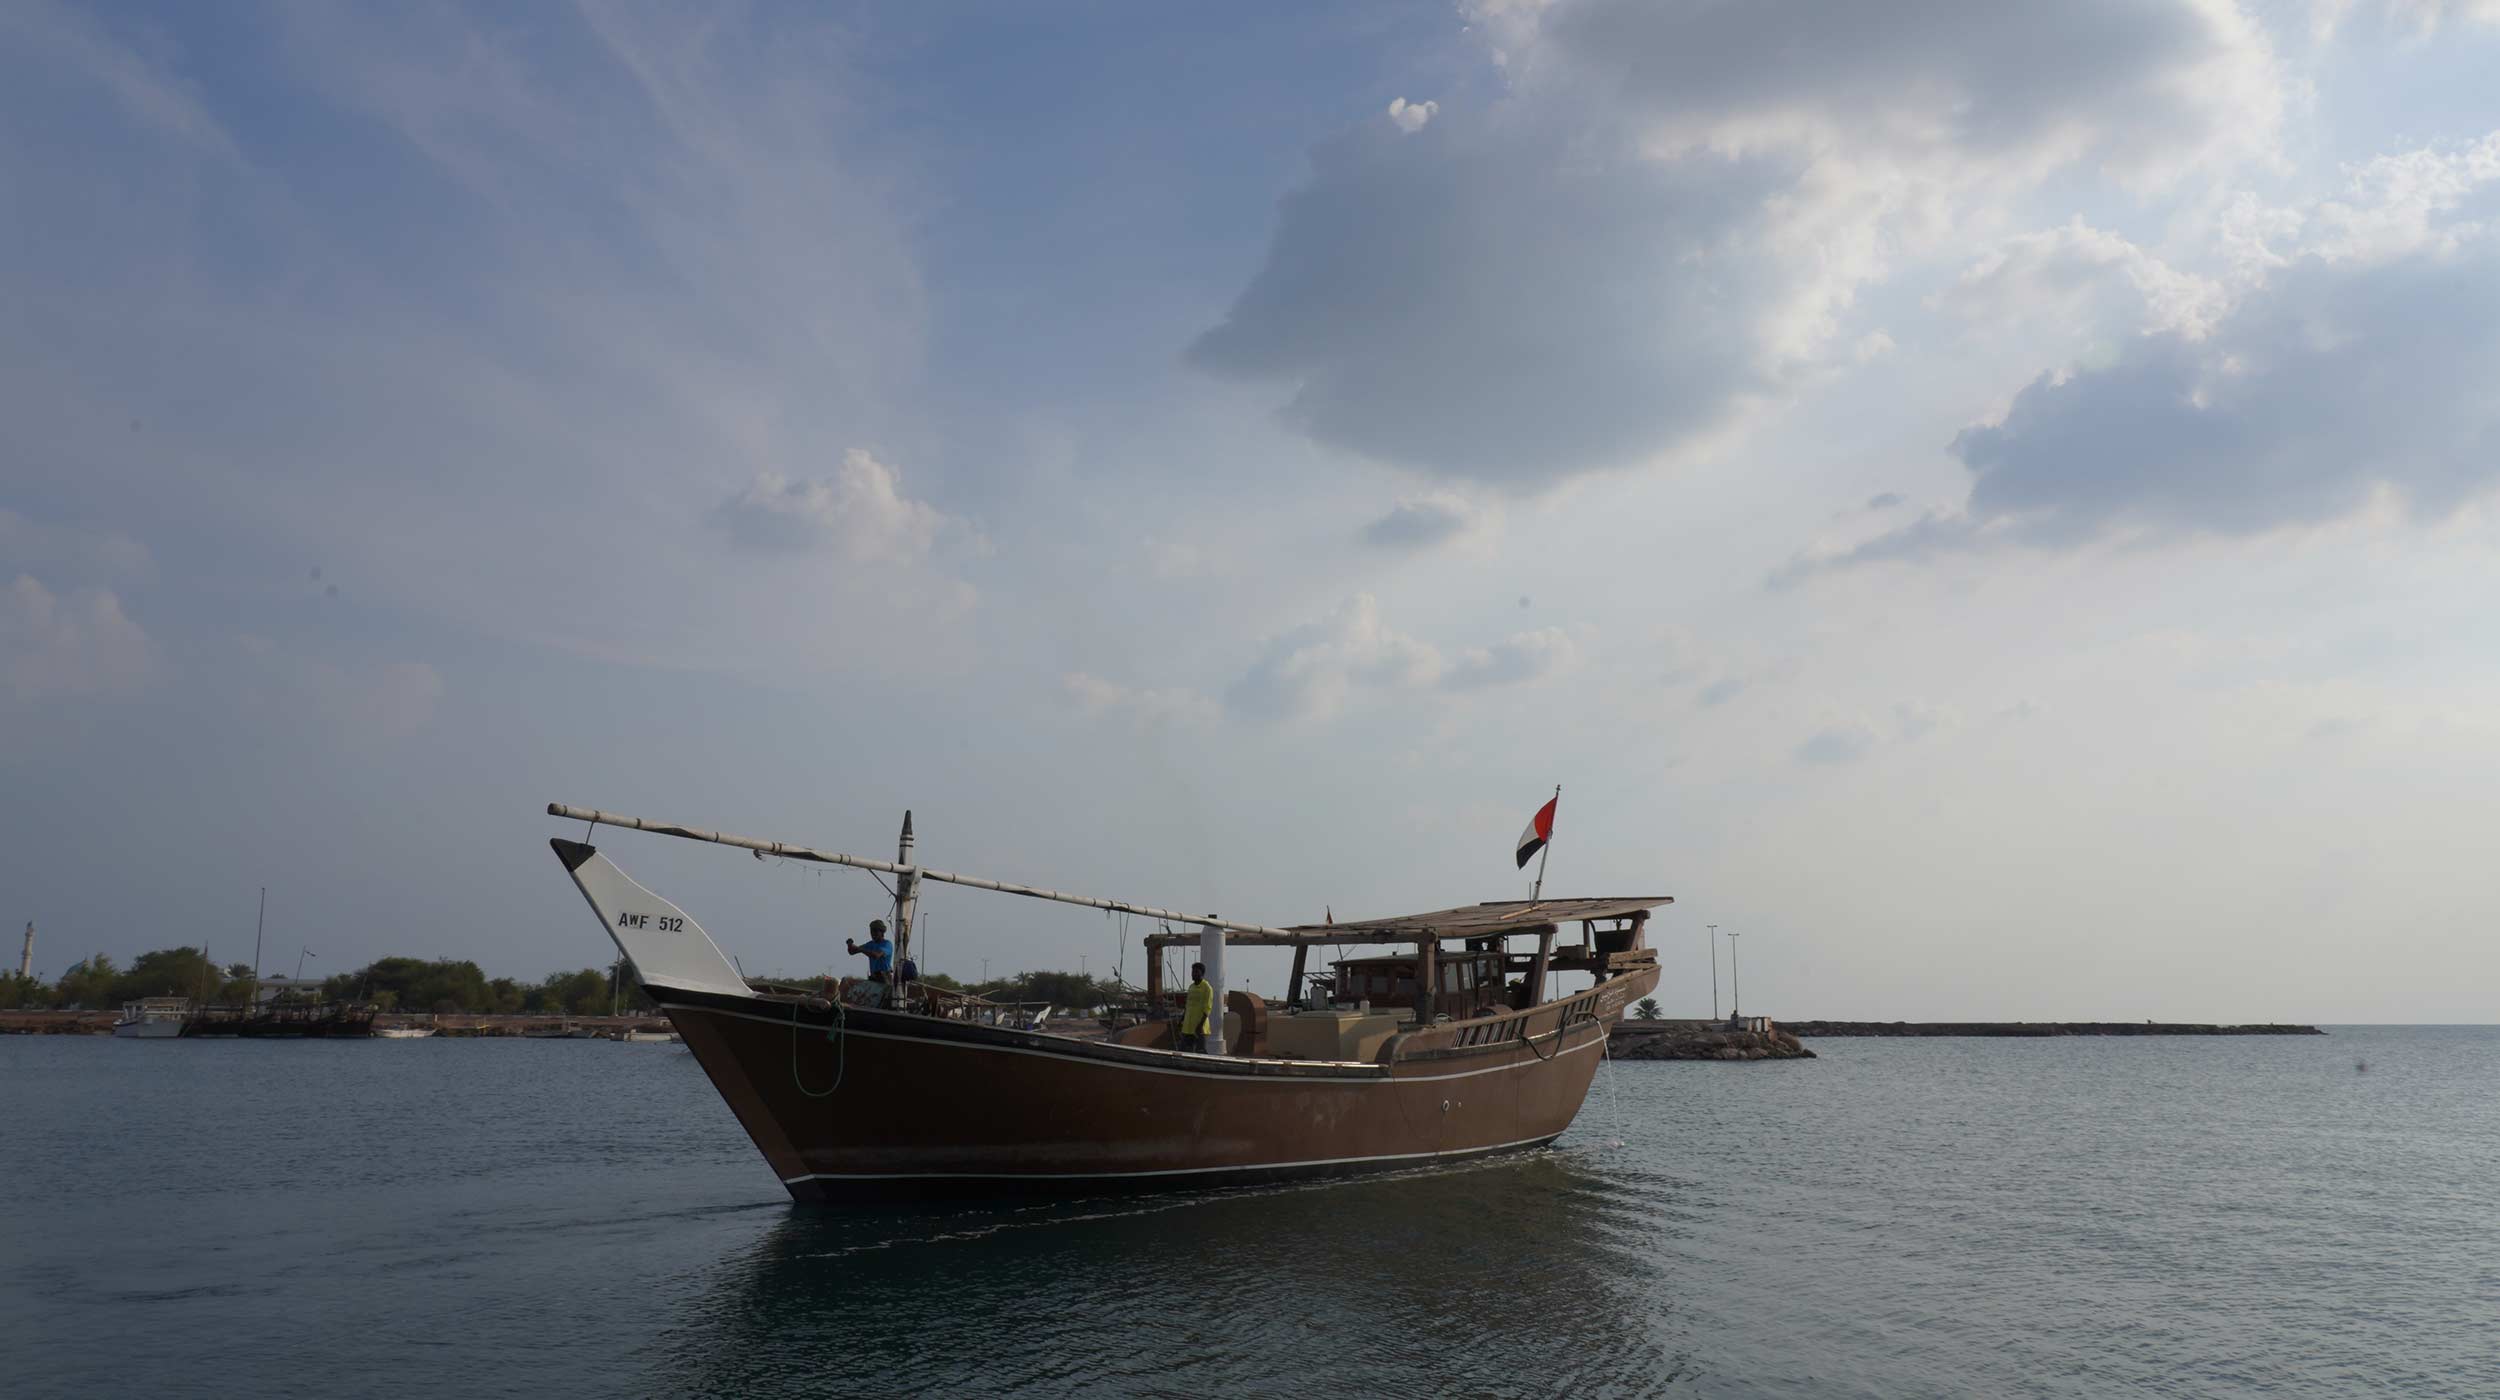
left=3, top=1027, right=2494, bottom=1398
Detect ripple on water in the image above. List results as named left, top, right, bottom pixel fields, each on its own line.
left=4, top=1029, right=2498, bottom=1398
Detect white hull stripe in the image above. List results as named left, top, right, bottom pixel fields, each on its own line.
left=657, top=999, right=1606, bottom=1084
left=780, top=1129, right=1565, bottom=1184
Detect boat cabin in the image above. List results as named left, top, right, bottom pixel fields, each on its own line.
left=1327, top=950, right=1508, bottom=1019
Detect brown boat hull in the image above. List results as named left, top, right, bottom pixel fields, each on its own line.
left=654, top=977, right=1649, bottom=1201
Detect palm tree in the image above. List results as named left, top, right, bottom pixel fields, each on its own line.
left=1634, top=997, right=1662, bottom=1020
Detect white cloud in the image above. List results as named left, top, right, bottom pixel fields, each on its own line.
left=1385, top=97, right=1438, bottom=133
left=1937, top=220, right=2228, bottom=340
left=1195, top=0, right=2288, bottom=490
left=1444, top=626, right=1578, bottom=690
left=1226, top=594, right=1444, bottom=722
left=1223, top=597, right=1585, bottom=722
left=1062, top=672, right=1220, bottom=729
left=1785, top=133, right=2500, bottom=576
left=715, top=449, right=961, bottom=563
left=2, top=574, right=152, bottom=704
left=2303, top=133, right=2500, bottom=264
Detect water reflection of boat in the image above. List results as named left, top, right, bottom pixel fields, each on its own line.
left=544, top=802, right=1666, bottom=1200
left=111, top=997, right=191, bottom=1038
left=656, top=1151, right=1676, bottom=1395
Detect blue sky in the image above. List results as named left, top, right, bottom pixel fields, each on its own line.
left=6, top=0, right=2498, bottom=1020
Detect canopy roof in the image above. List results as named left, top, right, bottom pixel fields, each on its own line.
left=1283, top=897, right=1670, bottom=941
left=1142, top=896, right=1671, bottom=947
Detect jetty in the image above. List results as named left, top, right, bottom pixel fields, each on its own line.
left=1610, top=1017, right=1813, bottom=1061
left=1781, top=1020, right=2325, bottom=1037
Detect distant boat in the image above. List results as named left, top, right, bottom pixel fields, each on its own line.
left=111, top=997, right=191, bottom=1039
left=614, top=1027, right=678, bottom=1043
left=375, top=1026, right=434, bottom=1039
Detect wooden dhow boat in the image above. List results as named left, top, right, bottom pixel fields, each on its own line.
left=545, top=802, right=1666, bottom=1200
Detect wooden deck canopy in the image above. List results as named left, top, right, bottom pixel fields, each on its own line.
left=1138, top=897, right=1671, bottom=949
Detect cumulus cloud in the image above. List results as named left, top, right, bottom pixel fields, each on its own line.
left=1812, top=247, right=2500, bottom=569
left=1226, top=595, right=1442, bottom=722
left=1361, top=493, right=1488, bottom=551
left=1062, top=672, right=1220, bottom=729
left=1444, top=627, right=1577, bottom=690
left=1188, top=111, right=1785, bottom=488
left=714, top=449, right=960, bottom=563
left=1192, top=0, right=2284, bottom=490
left=1537, top=0, right=2279, bottom=186
left=1223, top=596, right=1575, bottom=722
left=1385, top=97, right=1438, bottom=133
left=2, top=574, right=152, bottom=704
left=1783, top=134, right=2500, bottom=576
left=1936, top=220, right=2228, bottom=339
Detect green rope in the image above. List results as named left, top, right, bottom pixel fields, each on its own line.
left=792, top=995, right=846, bottom=1098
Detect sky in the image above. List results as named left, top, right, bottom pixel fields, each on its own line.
left=5, top=0, right=2497, bottom=1022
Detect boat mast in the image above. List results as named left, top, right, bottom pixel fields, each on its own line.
left=251, top=886, right=266, bottom=1003
left=892, top=811, right=918, bottom=1001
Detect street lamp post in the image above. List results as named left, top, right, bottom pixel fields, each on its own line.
left=1707, top=924, right=1719, bottom=1019
left=1728, top=928, right=1742, bottom=1020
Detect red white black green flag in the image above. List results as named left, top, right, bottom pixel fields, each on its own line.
left=1514, top=794, right=1558, bottom=869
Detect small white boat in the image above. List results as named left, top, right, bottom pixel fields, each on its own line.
left=615, top=1027, right=678, bottom=1043
left=112, top=997, right=191, bottom=1039
left=375, top=1026, right=434, bottom=1039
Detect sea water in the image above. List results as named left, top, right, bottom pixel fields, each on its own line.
left=2, top=1027, right=2492, bottom=1398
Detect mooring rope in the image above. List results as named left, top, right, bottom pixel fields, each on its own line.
left=791, top=995, right=847, bottom=1098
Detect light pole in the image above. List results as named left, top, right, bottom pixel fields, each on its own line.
left=1707, top=924, right=1719, bottom=1019
left=981, top=956, right=990, bottom=990
left=1728, top=927, right=1742, bottom=1020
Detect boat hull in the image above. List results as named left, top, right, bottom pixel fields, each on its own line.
left=111, top=1018, right=186, bottom=1039
left=653, top=981, right=1640, bottom=1201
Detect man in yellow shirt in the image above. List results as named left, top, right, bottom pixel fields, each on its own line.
left=1179, top=961, right=1213, bottom=1053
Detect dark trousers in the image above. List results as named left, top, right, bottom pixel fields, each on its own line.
left=1178, top=1032, right=1207, bottom=1053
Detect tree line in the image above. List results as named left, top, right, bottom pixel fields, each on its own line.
left=0, top=947, right=649, bottom=1017
left=0, top=948, right=1139, bottom=1015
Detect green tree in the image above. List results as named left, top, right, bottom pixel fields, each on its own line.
left=987, top=969, right=1116, bottom=1010
left=105, top=947, right=224, bottom=1005
left=538, top=968, right=608, bottom=1016
left=0, top=971, right=48, bottom=1009
left=1634, top=997, right=1662, bottom=1020
left=53, top=953, right=118, bottom=1009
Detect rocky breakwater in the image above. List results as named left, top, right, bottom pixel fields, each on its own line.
left=1609, top=1018, right=1815, bottom=1061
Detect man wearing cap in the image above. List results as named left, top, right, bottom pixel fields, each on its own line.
left=846, top=919, right=895, bottom=992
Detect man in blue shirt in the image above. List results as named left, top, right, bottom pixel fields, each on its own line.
left=845, top=920, right=894, bottom=981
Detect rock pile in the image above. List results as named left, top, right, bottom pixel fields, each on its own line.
left=1609, top=1019, right=1815, bottom=1061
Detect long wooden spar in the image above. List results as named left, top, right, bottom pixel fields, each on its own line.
left=548, top=802, right=1309, bottom=942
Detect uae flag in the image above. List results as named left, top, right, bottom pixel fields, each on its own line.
left=1514, top=795, right=1558, bottom=869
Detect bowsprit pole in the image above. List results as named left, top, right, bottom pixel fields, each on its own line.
left=1531, top=785, right=1559, bottom=904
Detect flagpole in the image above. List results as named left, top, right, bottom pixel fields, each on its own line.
left=1530, top=784, right=1559, bottom=904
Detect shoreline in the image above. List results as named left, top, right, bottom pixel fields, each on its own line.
left=1781, top=1020, right=2327, bottom=1037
